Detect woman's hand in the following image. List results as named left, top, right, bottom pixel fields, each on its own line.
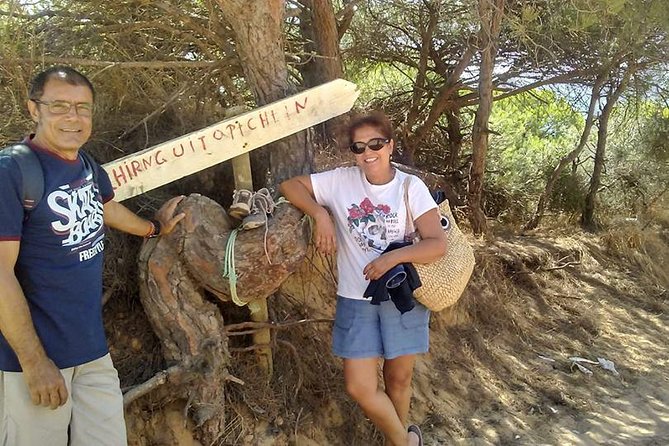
left=314, top=208, right=337, bottom=255
left=363, top=251, right=399, bottom=281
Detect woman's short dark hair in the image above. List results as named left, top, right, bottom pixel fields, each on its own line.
left=29, top=66, right=95, bottom=101
left=346, top=111, right=395, bottom=146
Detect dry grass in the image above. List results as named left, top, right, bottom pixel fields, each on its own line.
left=107, top=214, right=669, bottom=445
left=601, top=224, right=669, bottom=290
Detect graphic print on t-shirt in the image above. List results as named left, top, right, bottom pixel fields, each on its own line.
left=347, top=197, right=401, bottom=252
left=46, top=171, right=105, bottom=260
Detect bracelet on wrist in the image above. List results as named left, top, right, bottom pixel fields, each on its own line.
left=145, top=219, right=162, bottom=238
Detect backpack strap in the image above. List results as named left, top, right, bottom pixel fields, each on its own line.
left=0, top=144, right=44, bottom=211
left=79, top=150, right=101, bottom=191
left=0, top=145, right=101, bottom=213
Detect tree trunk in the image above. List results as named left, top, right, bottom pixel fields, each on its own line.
left=408, top=44, right=475, bottom=154
left=300, top=0, right=343, bottom=87
left=525, top=70, right=608, bottom=230
left=216, top=0, right=313, bottom=185
left=138, top=230, right=230, bottom=445
left=299, top=0, right=345, bottom=144
left=468, top=0, right=505, bottom=235
left=400, top=3, right=439, bottom=165
left=336, top=0, right=362, bottom=39
left=582, top=66, right=634, bottom=230
left=446, top=109, right=464, bottom=171
left=135, top=194, right=310, bottom=443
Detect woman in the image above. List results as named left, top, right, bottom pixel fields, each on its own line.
left=279, top=112, right=446, bottom=446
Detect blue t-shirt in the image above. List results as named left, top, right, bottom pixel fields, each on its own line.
left=0, top=137, right=114, bottom=371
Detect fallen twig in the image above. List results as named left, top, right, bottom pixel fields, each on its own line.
left=515, top=261, right=582, bottom=274
left=542, top=261, right=582, bottom=271
left=122, top=363, right=244, bottom=406
left=123, top=364, right=191, bottom=406
left=277, top=339, right=303, bottom=401
left=225, top=318, right=333, bottom=335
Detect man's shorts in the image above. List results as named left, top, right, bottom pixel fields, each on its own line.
left=332, top=295, right=430, bottom=359
left=0, top=353, right=127, bottom=446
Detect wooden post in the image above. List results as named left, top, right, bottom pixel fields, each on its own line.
left=247, top=299, right=273, bottom=376
left=231, top=152, right=273, bottom=377
left=231, top=153, right=253, bottom=190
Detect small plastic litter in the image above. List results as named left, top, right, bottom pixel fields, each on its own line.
left=597, top=357, right=620, bottom=376
left=569, top=356, right=598, bottom=365
left=549, top=406, right=558, bottom=414
left=573, top=362, right=593, bottom=375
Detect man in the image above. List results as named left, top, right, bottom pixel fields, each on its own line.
left=0, top=66, right=185, bottom=445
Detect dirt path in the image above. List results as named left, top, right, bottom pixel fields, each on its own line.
left=416, top=233, right=669, bottom=446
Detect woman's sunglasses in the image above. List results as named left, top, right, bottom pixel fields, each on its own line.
left=349, top=137, right=390, bottom=154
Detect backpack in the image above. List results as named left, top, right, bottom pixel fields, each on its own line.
left=0, top=143, right=100, bottom=212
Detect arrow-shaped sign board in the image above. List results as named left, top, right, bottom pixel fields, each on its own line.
left=103, top=79, right=359, bottom=201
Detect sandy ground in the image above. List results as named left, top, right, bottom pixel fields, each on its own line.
left=112, top=225, right=669, bottom=446
left=412, top=231, right=669, bottom=446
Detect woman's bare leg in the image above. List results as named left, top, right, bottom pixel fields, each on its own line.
left=344, top=357, right=413, bottom=446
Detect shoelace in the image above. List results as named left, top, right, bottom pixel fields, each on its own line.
left=250, top=189, right=277, bottom=264
left=222, top=195, right=290, bottom=306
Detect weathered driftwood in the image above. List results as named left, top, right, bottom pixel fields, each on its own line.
left=135, top=193, right=310, bottom=444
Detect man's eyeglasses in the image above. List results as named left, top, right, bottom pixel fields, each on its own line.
left=349, top=137, right=390, bottom=154
left=32, top=100, right=94, bottom=117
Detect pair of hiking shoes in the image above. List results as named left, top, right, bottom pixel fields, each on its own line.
left=228, top=188, right=275, bottom=230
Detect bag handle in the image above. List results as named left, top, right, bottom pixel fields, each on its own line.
left=402, top=177, right=418, bottom=242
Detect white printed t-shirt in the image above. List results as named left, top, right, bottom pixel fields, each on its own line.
left=311, top=166, right=437, bottom=300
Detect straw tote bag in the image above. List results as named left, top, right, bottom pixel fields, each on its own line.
left=403, top=178, right=475, bottom=311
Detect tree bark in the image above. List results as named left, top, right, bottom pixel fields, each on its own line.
left=299, top=0, right=343, bottom=88
left=138, top=230, right=230, bottom=445
left=400, top=2, right=439, bottom=165
left=336, top=0, right=363, bottom=39
left=581, top=65, right=634, bottom=230
left=468, top=0, right=505, bottom=235
left=299, top=0, right=345, bottom=144
left=216, top=0, right=313, bottom=185
left=525, top=70, right=609, bottom=230
left=136, top=194, right=311, bottom=443
left=446, top=109, right=464, bottom=171
left=407, top=43, right=475, bottom=157
left=172, top=195, right=310, bottom=305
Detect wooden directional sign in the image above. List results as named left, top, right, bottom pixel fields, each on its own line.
left=103, top=79, right=359, bottom=201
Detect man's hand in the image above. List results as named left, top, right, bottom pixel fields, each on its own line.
left=155, top=195, right=186, bottom=235
left=0, top=241, right=67, bottom=410
left=22, top=357, right=68, bottom=409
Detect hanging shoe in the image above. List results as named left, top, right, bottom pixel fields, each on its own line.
left=229, top=189, right=253, bottom=220
left=241, top=188, right=275, bottom=230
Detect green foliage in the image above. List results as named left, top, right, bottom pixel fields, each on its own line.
left=344, top=61, right=415, bottom=106
left=2, top=0, right=669, bottom=230
left=485, top=89, right=583, bottom=218
left=548, top=169, right=587, bottom=214
left=641, top=107, right=669, bottom=163
left=601, top=99, right=669, bottom=217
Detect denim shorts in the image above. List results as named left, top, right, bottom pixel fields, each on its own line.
left=332, top=296, right=430, bottom=360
